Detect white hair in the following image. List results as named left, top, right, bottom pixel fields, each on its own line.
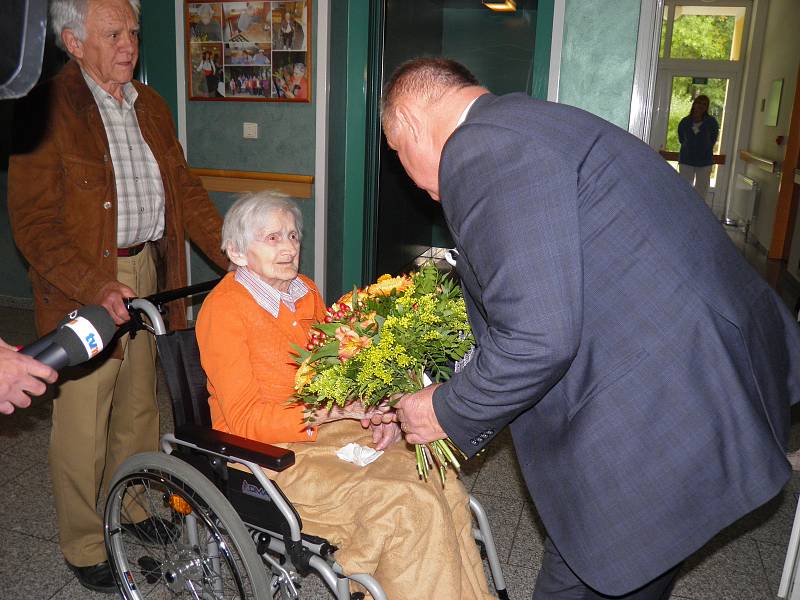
left=50, top=0, right=141, bottom=51
left=221, top=192, right=303, bottom=257
left=197, top=3, right=213, bottom=17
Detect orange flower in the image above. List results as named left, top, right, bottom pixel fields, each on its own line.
left=359, top=311, right=378, bottom=331
left=366, top=275, right=411, bottom=297
left=294, top=359, right=315, bottom=390
left=335, top=325, right=372, bottom=361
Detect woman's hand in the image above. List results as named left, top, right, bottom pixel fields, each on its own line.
left=369, top=421, right=402, bottom=450
left=322, top=399, right=370, bottom=423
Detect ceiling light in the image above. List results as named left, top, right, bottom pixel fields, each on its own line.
left=483, top=0, right=517, bottom=12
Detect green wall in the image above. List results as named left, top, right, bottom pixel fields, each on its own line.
left=184, top=2, right=319, bottom=284
left=326, top=0, right=372, bottom=301
left=558, top=0, right=640, bottom=129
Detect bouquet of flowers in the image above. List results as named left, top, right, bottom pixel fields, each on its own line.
left=292, top=262, right=473, bottom=482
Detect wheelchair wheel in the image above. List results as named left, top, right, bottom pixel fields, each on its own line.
left=104, top=452, right=270, bottom=599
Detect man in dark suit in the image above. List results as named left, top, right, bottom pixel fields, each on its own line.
left=382, top=57, right=800, bottom=598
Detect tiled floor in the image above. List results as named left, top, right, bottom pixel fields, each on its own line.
left=0, top=226, right=799, bottom=599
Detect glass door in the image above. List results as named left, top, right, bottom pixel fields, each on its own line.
left=649, top=0, right=751, bottom=218
left=661, top=74, right=732, bottom=195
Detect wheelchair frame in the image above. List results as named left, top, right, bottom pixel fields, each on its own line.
left=102, top=283, right=510, bottom=599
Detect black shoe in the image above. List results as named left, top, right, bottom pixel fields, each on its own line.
left=122, top=516, right=179, bottom=545
left=66, top=560, right=117, bottom=594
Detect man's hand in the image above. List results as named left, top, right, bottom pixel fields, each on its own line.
left=93, top=281, right=137, bottom=325
left=0, top=338, right=57, bottom=414
left=396, top=384, right=447, bottom=444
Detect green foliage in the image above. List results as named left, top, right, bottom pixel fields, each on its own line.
left=670, top=15, right=735, bottom=60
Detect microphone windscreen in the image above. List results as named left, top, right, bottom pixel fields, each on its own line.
left=70, top=305, right=117, bottom=344
left=56, top=306, right=117, bottom=366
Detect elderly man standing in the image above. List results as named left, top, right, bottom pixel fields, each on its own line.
left=7, top=0, right=226, bottom=593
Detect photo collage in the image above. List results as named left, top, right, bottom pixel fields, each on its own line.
left=187, top=1, right=309, bottom=101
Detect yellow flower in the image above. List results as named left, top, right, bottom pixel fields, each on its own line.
left=294, top=359, right=315, bottom=390
left=336, top=326, right=372, bottom=361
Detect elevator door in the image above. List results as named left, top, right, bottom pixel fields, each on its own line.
left=374, top=0, right=541, bottom=278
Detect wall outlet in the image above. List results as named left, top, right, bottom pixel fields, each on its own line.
left=243, top=122, right=259, bottom=139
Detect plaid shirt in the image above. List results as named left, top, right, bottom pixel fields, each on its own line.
left=235, top=267, right=309, bottom=317
left=83, top=72, right=165, bottom=248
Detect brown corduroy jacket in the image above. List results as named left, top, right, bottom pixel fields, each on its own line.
left=8, top=61, right=226, bottom=348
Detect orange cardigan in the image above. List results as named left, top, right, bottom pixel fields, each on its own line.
left=196, top=272, right=326, bottom=443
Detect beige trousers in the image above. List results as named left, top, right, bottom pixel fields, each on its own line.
left=272, top=420, right=495, bottom=600
left=49, top=245, right=159, bottom=566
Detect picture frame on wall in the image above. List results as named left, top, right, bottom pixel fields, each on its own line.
left=186, top=1, right=310, bottom=102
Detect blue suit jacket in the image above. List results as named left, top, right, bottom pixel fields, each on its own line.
left=432, top=93, right=800, bottom=595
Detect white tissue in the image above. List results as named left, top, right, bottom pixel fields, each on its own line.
left=336, top=442, right=384, bottom=467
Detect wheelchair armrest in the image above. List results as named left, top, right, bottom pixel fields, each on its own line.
left=174, top=424, right=296, bottom=471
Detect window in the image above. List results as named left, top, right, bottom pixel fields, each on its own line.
left=660, top=4, right=746, bottom=61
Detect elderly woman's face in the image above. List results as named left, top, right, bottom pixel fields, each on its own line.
left=244, top=209, right=300, bottom=291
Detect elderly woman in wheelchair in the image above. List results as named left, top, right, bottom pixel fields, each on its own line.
left=191, top=191, right=495, bottom=599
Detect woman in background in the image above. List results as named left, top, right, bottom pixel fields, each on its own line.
left=677, top=94, right=719, bottom=201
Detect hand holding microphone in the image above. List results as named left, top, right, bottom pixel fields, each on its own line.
left=0, top=338, right=57, bottom=414
left=24, top=305, right=117, bottom=371
left=1, top=305, right=117, bottom=413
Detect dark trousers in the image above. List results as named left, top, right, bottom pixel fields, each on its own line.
left=533, top=538, right=681, bottom=600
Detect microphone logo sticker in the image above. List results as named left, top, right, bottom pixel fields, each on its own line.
left=64, top=316, right=105, bottom=357
left=85, top=333, right=99, bottom=354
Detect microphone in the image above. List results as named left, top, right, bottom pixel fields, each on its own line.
left=19, top=309, right=96, bottom=358
left=24, top=306, right=117, bottom=371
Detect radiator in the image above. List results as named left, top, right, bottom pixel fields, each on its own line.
left=724, top=174, right=759, bottom=228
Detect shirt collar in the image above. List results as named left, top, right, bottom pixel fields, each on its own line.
left=456, top=97, right=479, bottom=128
left=235, top=267, right=309, bottom=318
left=82, top=69, right=138, bottom=109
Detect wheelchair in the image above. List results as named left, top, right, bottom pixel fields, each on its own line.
left=102, top=281, right=511, bottom=599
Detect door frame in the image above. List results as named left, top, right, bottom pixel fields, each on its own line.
left=631, top=0, right=772, bottom=220
left=334, top=0, right=557, bottom=297
left=649, top=0, right=752, bottom=213
left=651, top=66, right=743, bottom=210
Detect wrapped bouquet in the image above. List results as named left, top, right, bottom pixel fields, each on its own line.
left=292, top=263, right=473, bottom=482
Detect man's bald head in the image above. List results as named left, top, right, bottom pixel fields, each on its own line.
left=381, top=57, right=480, bottom=132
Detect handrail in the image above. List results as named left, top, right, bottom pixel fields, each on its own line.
left=739, top=150, right=778, bottom=173
left=658, top=150, right=726, bottom=165
left=189, top=168, right=313, bottom=184
left=190, top=168, right=314, bottom=198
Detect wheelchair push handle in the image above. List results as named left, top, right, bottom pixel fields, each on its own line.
left=121, top=278, right=222, bottom=337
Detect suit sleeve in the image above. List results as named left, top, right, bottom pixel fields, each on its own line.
left=432, top=123, right=582, bottom=456
left=196, top=292, right=315, bottom=444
